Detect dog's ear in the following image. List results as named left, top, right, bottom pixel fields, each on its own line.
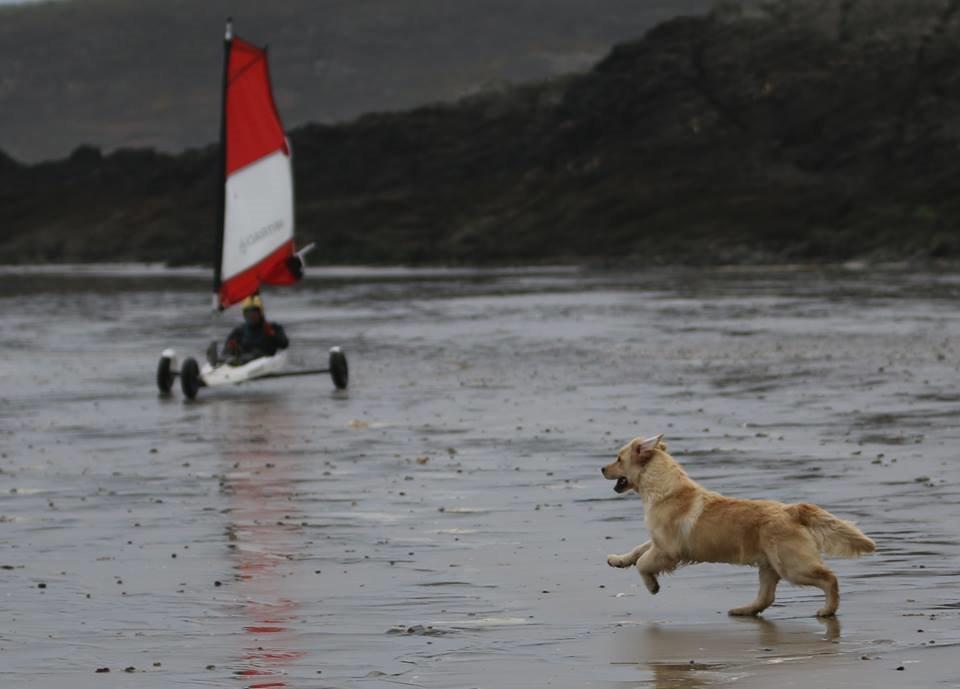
left=634, top=434, right=664, bottom=458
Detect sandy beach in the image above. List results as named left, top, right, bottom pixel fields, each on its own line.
left=1, top=265, right=958, bottom=688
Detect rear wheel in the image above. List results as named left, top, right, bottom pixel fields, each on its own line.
left=156, top=356, right=175, bottom=393
left=180, top=357, right=201, bottom=400
left=329, top=347, right=348, bottom=390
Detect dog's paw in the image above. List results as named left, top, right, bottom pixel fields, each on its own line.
left=642, top=573, right=660, bottom=595
left=816, top=608, right=837, bottom=619
left=607, top=554, right=630, bottom=568
left=728, top=606, right=760, bottom=617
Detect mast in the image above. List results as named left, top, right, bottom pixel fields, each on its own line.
left=212, top=18, right=233, bottom=311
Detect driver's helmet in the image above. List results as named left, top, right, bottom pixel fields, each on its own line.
left=241, top=294, right=264, bottom=318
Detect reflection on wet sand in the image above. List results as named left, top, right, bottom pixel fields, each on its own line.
left=613, top=616, right=841, bottom=688
left=221, top=399, right=305, bottom=689
left=731, top=614, right=841, bottom=643
left=648, top=662, right=712, bottom=689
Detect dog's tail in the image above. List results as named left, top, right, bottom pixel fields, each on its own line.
left=789, top=503, right=875, bottom=558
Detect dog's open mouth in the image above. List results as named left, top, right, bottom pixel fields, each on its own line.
left=614, top=477, right=629, bottom=493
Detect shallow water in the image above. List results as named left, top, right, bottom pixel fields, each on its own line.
left=1, top=265, right=959, bottom=688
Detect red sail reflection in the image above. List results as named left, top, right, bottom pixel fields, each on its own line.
left=223, top=403, right=307, bottom=688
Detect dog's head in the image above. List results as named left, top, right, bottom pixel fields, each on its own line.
left=601, top=434, right=666, bottom=494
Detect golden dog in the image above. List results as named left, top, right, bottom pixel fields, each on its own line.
left=602, top=435, right=875, bottom=617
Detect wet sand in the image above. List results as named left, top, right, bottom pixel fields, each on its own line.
left=1, top=265, right=959, bottom=688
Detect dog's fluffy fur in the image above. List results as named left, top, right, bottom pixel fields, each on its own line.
left=602, top=435, right=875, bottom=617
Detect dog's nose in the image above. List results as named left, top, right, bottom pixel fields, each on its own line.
left=600, top=467, right=607, bottom=477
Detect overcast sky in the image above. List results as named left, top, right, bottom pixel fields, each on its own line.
left=1, top=0, right=712, bottom=160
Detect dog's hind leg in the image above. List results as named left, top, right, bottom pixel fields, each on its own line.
left=728, top=565, right=780, bottom=617
left=786, top=563, right=839, bottom=618
left=773, top=537, right=841, bottom=617
left=634, top=544, right=677, bottom=595
left=607, top=541, right=652, bottom=568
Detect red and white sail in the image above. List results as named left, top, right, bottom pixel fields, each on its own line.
left=214, top=24, right=301, bottom=310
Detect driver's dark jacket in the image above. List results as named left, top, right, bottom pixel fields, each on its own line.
left=224, top=321, right=289, bottom=357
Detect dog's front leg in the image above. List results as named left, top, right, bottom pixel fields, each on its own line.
left=634, top=544, right=676, bottom=595
left=607, top=540, right=652, bottom=568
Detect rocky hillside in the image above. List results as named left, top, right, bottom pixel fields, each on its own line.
left=2, top=4, right=960, bottom=265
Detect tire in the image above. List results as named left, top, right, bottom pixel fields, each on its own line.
left=180, top=357, right=201, bottom=400
left=156, top=356, right=175, bottom=393
left=329, top=347, right=348, bottom=390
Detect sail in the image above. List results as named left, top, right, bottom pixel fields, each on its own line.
left=214, top=31, right=300, bottom=310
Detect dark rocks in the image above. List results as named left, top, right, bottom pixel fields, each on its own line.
left=387, top=624, right=450, bottom=636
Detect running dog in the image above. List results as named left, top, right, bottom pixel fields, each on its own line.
left=601, top=435, right=875, bottom=617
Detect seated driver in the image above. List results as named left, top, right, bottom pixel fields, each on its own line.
left=216, top=294, right=289, bottom=364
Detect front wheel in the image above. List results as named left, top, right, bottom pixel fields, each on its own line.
left=329, top=347, right=348, bottom=390
left=180, top=357, right=201, bottom=400
left=156, top=356, right=175, bottom=393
